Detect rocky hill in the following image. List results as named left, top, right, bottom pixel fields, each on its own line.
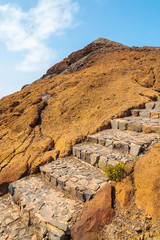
left=44, top=38, right=127, bottom=77
left=0, top=38, right=160, bottom=227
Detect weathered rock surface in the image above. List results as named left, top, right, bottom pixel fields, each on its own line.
left=0, top=38, right=160, bottom=194
left=134, top=142, right=160, bottom=221
left=115, top=176, right=134, bottom=207
left=70, top=183, right=115, bottom=240
left=1, top=95, right=160, bottom=239
left=45, top=38, right=127, bottom=77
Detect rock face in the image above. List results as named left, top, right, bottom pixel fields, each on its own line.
left=70, top=183, right=115, bottom=240
left=45, top=38, right=126, bottom=77
left=115, top=176, right=134, bottom=207
left=0, top=71, right=160, bottom=240
left=134, top=142, right=160, bottom=220
left=0, top=38, right=160, bottom=194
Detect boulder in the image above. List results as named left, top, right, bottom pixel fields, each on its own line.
left=70, top=183, right=115, bottom=240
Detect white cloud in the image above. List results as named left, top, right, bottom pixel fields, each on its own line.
left=0, top=0, right=79, bottom=72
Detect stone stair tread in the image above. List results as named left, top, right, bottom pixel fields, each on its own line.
left=131, top=109, right=160, bottom=118
left=145, top=101, right=160, bottom=109
left=119, top=116, right=160, bottom=124
left=9, top=176, right=84, bottom=239
left=0, top=194, right=38, bottom=240
left=73, top=143, right=134, bottom=167
left=132, top=109, right=160, bottom=112
left=111, top=116, right=160, bottom=134
left=40, top=157, right=106, bottom=202
left=88, top=129, right=158, bottom=145
left=112, top=116, right=160, bottom=126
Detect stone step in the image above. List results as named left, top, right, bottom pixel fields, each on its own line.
left=145, top=101, right=160, bottom=110
left=40, top=157, right=106, bottom=202
left=87, top=129, right=159, bottom=156
left=0, top=194, right=38, bottom=240
left=9, top=176, right=84, bottom=240
left=72, top=143, right=134, bottom=169
left=111, top=116, right=160, bottom=134
left=131, top=109, right=160, bottom=118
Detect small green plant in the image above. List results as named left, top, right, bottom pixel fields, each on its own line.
left=105, top=162, right=125, bottom=182
left=154, top=95, right=159, bottom=101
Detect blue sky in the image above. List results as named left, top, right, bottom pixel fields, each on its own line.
left=0, top=0, right=160, bottom=99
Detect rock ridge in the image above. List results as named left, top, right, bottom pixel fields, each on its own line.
left=44, top=38, right=127, bottom=78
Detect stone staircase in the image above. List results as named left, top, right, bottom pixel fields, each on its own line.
left=1, top=100, right=160, bottom=240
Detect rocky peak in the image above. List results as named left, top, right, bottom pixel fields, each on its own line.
left=45, top=38, right=127, bottom=77
left=91, top=37, right=127, bottom=47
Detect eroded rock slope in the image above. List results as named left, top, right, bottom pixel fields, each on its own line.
left=0, top=38, right=160, bottom=195
left=1, top=99, right=160, bottom=239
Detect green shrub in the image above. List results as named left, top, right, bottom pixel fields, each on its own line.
left=105, top=162, right=125, bottom=182
left=154, top=95, right=159, bottom=100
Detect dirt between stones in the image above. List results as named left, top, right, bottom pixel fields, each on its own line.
left=98, top=202, right=160, bottom=240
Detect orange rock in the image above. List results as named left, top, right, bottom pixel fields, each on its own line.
left=151, top=112, right=159, bottom=119
left=46, top=38, right=127, bottom=76
left=124, top=162, right=134, bottom=176
left=142, top=124, right=154, bottom=133
left=0, top=39, right=159, bottom=194
left=134, top=141, right=160, bottom=221
left=115, top=176, right=134, bottom=207
left=70, top=183, right=115, bottom=240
